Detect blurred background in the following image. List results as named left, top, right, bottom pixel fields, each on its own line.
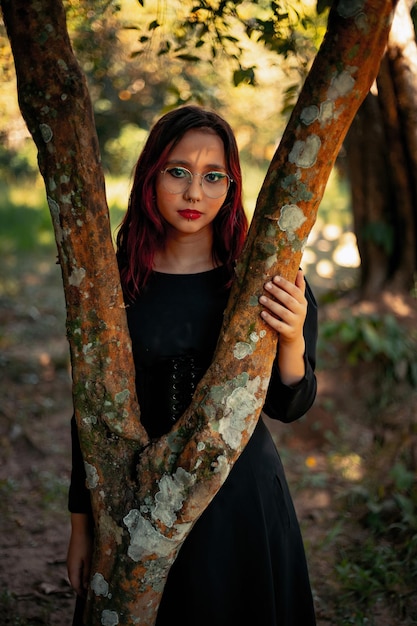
left=1, top=1, right=416, bottom=624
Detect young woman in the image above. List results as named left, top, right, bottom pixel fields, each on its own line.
left=67, top=105, right=318, bottom=625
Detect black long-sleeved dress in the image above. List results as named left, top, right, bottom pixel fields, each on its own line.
left=69, top=266, right=318, bottom=626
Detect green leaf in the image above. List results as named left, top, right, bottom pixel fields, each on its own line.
left=233, top=66, right=256, bottom=87
left=316, top=0, right=332, bottom=15
left=361, top=321, right=382, bottom=355
left=175, top=54, right=201, bottom=62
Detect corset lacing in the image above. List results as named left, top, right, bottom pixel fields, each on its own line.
left=136, top=355, right=207, bottom=438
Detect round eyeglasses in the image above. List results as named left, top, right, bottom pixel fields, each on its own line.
left=160, top=166, right=232, bottom=199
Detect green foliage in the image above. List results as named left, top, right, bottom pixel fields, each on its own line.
left=1, top=0, right=327, bottom=182
left=319, top=312, right=417, bottom=387
left=0, top=179, right=54, bottom=253
left=0, top=141, right=39, bottom=181
left=316, top=0, right=332, bottom=14
left=104, top=123, right=148, bottom=175
left=335, top=462, right=417, bottom=624
left=233, top=65, right=256, bottom=87
left=64, top=0, right=169, bottom=165
left=132, top=0, right=327, bottom=90
left=361, top=220, right=394, bottom=255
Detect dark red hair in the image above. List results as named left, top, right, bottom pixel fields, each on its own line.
left=116, top=105, right=248, bottom=298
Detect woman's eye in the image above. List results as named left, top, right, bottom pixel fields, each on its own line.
left=205, top=171, right=225, bottom=184
left=168, top=167, right=189, bottom=179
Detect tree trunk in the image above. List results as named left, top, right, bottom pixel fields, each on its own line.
left=1, top=0, right=396, bottom=622
left=345, top=0, right=417, bottom=298
left=344, top=92, right=395, bottom=298
left=381, top=0, right=417, bottom=289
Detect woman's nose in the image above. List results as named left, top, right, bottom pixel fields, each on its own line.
left=184, top=173, right=203, bottom=201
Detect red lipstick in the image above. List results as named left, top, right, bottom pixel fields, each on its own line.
left=178, top=209, right=202, bottom=220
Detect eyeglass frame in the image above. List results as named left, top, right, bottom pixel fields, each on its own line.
left=159, top=166, right=233, bottom=199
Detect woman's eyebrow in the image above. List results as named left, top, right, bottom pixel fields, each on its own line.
left=165, top=159, right=227, bottom=171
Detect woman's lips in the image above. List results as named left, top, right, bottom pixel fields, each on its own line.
left=178, top=209, right=202, bottom=220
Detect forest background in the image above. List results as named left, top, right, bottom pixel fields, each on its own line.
left=1, top=0, right=417, bottom=624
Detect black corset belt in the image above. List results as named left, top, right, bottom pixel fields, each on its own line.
left=136, top=355, right=208, bottom=438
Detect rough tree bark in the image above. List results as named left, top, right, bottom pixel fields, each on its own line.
left=379, top=0, right=417, bottom=290
left=1, top=0, right=396, bottom=623
left=345, top=0, right=417, bottom=298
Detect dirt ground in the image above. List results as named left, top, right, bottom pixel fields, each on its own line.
left=1, top=252, right=416, bottom=625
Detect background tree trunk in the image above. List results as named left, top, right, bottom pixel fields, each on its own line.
left=345, top=0, right=417, bottom=298
left=344, top=92, right=395, bottom=298
left=1, top=0, right=396, bottom=622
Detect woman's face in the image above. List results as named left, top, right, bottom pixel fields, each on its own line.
left=155, top=128, right=229, bottom=239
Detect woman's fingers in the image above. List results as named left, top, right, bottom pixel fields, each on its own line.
left=259, top=270, right=307, bottom=341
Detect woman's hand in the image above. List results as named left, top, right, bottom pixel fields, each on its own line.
left=259, top=269, right=307, bottom=386
left=67, top=513, right=93, bottom=598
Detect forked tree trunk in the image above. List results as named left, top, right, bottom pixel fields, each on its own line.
left=1, top=0, right=396, bottom=623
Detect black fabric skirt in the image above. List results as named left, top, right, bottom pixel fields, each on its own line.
left=156, top=418, right=316, bottom=626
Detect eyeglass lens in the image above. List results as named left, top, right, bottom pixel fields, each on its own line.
left=161, top=167, right=230, bottom=199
